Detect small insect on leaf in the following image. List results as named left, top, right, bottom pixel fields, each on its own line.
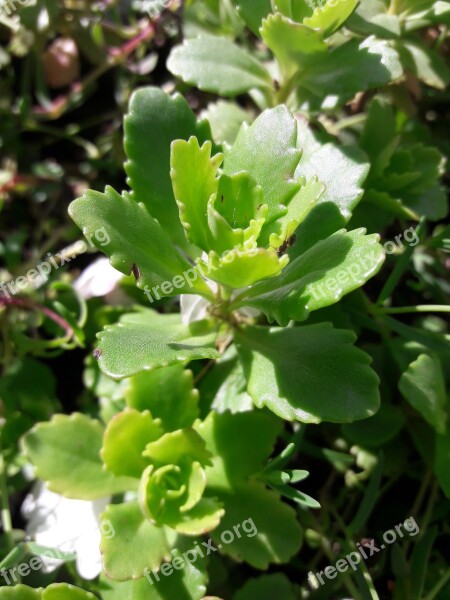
left=93, top=348, right=102, bottom=360
left=277, top=234, right=297, bottom=257
left=131, top=262, right=140, bottom=280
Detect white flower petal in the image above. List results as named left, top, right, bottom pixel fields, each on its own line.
left=74, top=257, right=123, bottom=299
left=22, top=483, right=110, bottom=579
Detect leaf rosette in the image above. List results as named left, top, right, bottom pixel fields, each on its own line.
left=138, top=429, right=224, bottom=534
left=100, top=409, right=223, bottom=535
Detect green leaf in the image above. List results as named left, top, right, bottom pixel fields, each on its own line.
left=342, top=404, right=405, bottom=447
left=348, top=455, right=383, bottom=533
left=404, top=0, right=450, bottom=29
left=198, top=345, right=254, bottom=414
left=232, top=0, right=272, bottom=34
left=261, top=178, right=325, bottom=249
left=167, top=36, right=273, bottom=96
left=235, top=229, right=384, bottom=325
left=265, top=479, right=320, bottom=508
left=205, top=172, right=267, bottom=254
left=101, top=409, right=163, bottom=478
left=143, top=428, right=212, bottom=466
left=236, top=323, right=380, bottom=423
left=360, top=98, right=397, bottom=175
left=347, top=0, right=401, bottom=37
left=100, top=501, right=174, bottom=581
left=96, top=310, right=220, bottom=379
left=303, top=0, right=358, bottom=35
left=233, top=574, right=296, bottom=600
left=399, top=354, right=447, bottom=434
left=223, top=106, right=301, bottom=223
left=211, top=482, right=302, bottom=569
left=201, top=100, right=253, bottom=145
left=23, top=413, right=136, bottom=500
left=171, top=137, right=223, bottom=252
left=69, top=187, right=209, bottom=297
left=398, top=41, right=450, bottom=90
left=100, top=552, right=207, bottom=600
left=301, top=37, right=403, bottom=110
left=43, top=585, right=97, bottom=600
left=260, top=13, right=327, bottom=79
left=0, top=585, right=96, bottom=600
left=291, top=121, right=369, bottom=255
left=434, top=431, right=450, bottom=498
left=126, top=365, right=200, bottom=432
left=195, top=411, right=282, bottom=489
left=214, top=173, right=265, bottom=233
left=273, top=0, right=312, bottom=21
left=0, top=358, right=59, bottom=449
left=0, top=585, right=43, bottom=599
left=123, top=87, right=211, bottom=252
left=138, top=429, right=223, bottom=535
left=410, top=526, right=438, bottom=600
left=201, top=246, right=288, bottom=288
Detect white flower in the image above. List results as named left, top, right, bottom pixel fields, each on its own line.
left=22, top=482, right=110, bottom=580
left=73, top=257, right=123, bottom=300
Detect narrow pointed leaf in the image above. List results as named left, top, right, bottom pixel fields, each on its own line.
left=171, top=137, right=223, bottom=252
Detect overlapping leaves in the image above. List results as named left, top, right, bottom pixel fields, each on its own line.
left=69, top=88, right=383, bottom=425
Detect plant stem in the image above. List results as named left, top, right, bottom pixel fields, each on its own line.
left=0, top=297, right=74, bottom=338
left=423, top=568, right=450, bottom=600
left=0, top=429, right=14, bottom=552
left=380, top=305, right=450, bottom=315
left=409, top=470, right=432, bottom=522
left=309, top=514, right=364, bottom=600
left=377, top=217, right=426, bottom=305
left=331, top=507, right=381, bottom=600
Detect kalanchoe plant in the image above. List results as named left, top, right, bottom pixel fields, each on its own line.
left=347, top=0, right=450, bottom=92
left=353, top=97, right=447, bottom=228
left=68, top=87, right=385, bottom=424
left=23, top=403, right=307, bottom=586
left=167, top=0, right=404, bottom=110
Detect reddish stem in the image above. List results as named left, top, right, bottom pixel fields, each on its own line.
left=0, top=296, right=74, bottom=338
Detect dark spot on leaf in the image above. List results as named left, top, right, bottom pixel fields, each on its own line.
left=132, top=262, right=140, bottom=280
left=93, top=348, right=102, bottom=359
